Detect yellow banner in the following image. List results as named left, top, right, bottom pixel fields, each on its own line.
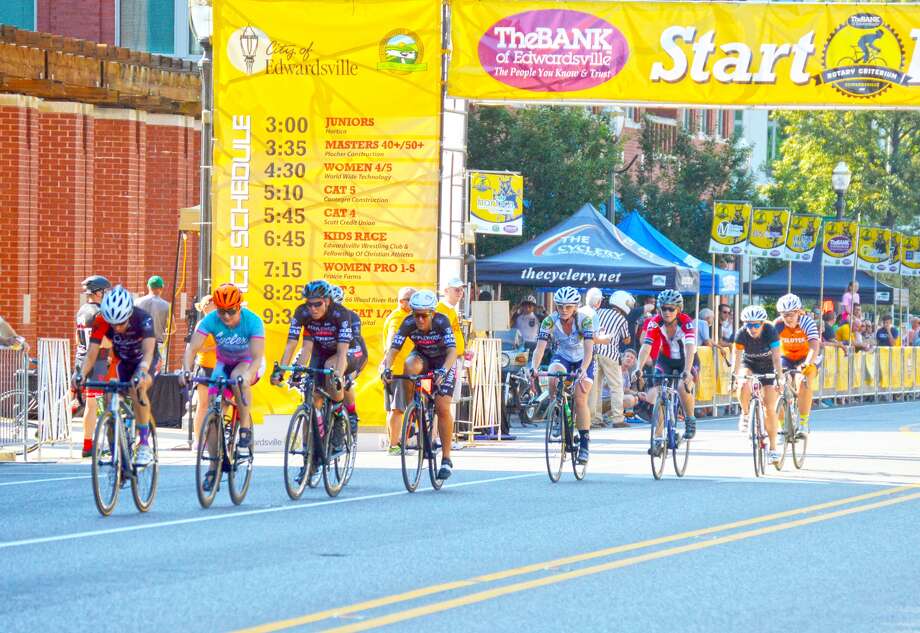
left=448, top=0, right=920, bottom=108
left=886, top=231, right=903, bottom=274
left=902, top=235, right=920, bottom=276
left=822, top=220, right=858, bottom=267
left=857, top=226, right=890, bottom=272
left=468, top=171, right=524, bottom=235
left=709, top=201, right=751, bottom=255
left=212, top=0, right=442, bottom=423
left=747, top=208, right=789, bottom=258
left=783, top=214, right=822, bottom=262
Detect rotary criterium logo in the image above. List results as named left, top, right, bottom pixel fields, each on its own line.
left=377, top=30, right=427, bottom=73
left=817, top=13, right=908, bottom=98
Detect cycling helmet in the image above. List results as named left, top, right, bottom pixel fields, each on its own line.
left=329, top=285, right=345, bottom=303
left=776, top=293, right=803, bottom=313
left=212, top=283, right=243, bottom=309
left=100, top=285, right=134, bottom=324
left=609, top=290, right=635, bottom=313
left=656, top=289, right=683, bottom=308
left=302, top=279, right=331, bottom=299
left=553, top=286, right=581, bottom=306
left=408, top=289, right=438, bottom=311
left=741, top=305, right=769, bottom=322
left=82, top=275, right=111, bottom=294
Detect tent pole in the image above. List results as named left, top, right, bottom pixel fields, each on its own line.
left=786, top=261, right=792, bottom=294
left=748, top=255, right=754, bottom=306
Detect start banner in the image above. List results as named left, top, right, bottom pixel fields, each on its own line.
left=709, top=201, right=751, bottom=255
left=212, top=0, right=442, bottom=423
left=448, top=0, right=920, bottom=108
left=747, top=208, right=789, bottom=259
left=822, top=220, right=858, bottom=267
left=782, top=214, right=822, bottom=262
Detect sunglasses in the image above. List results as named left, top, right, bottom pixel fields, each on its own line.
left=660, top=306, right=678, bottom=313
left=398, top=297, right=411, bottom=302
left=743, top=322, right=763, bottom=329
left=414, top=312, right=433, bottom=320
left=781, top=311, right=798, bottom=318
left=307, top=300, right=325, bottom=308
left=217, top=308, right=238, bottom=317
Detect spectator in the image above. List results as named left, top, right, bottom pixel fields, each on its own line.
left=718, top=303, right=734, bottom=347
left=621, top=347, right=650, bottom=423
left=626, top=296, right=655, bottom=349
left=0, top=314, right=27, bottom=350
left=382, top=287, right=415, bottom=453
left=511, top=295, right=544, bottom=349
left=191, top=294, right=217, bottom=451
left=695, top=308, right=714, bottom=346
left=904, top=317, right=920, bottom=346
left=821, top=312, right=845, bottom=350
left=579, top=287, right=603, bottom=321
left=841, top=280, right=860, bottom=316
left=589, top=290, right=634, bottom=428
left=875, top=314, right=899, bottom=347
left=135, top=275, right=171, bottom=363
left=437, top=277, right=467, bottom=405
left=75, top=275, right=112, bottom=457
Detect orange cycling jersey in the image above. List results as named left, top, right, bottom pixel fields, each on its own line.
left=773, top=314, right=819, bottom=361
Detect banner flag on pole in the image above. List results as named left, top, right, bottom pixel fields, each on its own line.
left=747, top=208, right=789, bottom=258
left=856, top=226, right=891, bottom=272
left=821, top=220, right=858, bottom=267
left=782, top=214, right=822, bottom=262
left=901, top=235, right=920, bottom=277
left=709, top=201, right=751, bottom=255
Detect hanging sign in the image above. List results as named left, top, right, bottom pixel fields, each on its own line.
left=747, top=208, right=790, bottom=258
left=856, top=226, right=891, bottom=272
left=709, top=201, right=751, bottom=255
left=901, top=235, right=920, bottom=276
left=821, top=220, right=858, bottom=267
left=782, top=214, right=822, bottom=262
left=468, top=170, right=524, bottom=235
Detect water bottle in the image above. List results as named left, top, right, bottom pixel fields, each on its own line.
left=563, top=399, right=572, bottom=422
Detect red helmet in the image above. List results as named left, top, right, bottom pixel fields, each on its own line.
left=212, top=283, right=242, bottom=309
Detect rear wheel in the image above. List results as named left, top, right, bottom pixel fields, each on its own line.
left=91, top=412, right=121, bottom=516
left=544, top=403, right=564, bottom=483
left=650, top=401, right=667, bottom=480
left=400, top=403, right=424, bottom=492
left=196, top=411, right=222, bottom=508
left=283, top=408, right=309, bottom=500
left=228, top=415, right=254, bottom=505
left=130, top=421, right=158, bottom=512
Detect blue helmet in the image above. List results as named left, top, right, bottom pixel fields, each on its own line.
left=302, top=279, right=331, bottom=299
left=329, top=285, right=345, bottom=303
left=408, top=290, right=438, bottom=311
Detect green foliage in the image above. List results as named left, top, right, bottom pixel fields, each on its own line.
left=467, top=106, right=619, bottom=258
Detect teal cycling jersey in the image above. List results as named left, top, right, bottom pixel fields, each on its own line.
left=537, top=312, right=594, bottom=362
left=196, top=308, right=265, bottom=365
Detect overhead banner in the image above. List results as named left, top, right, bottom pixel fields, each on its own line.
left=783, top=214, right=822, bottom=262
left=709, top=201, right=751, bottom=255
left=747, top=208, right=789, bottom=259
left=468, top=170, right=524, bottom=235
left=822, top=220, right=858, bottom=267
left=448, top=0, right=920, bottom=108
left=857, top=226, right=891, bottom=272
left=212, top=0, right=442, bottom=423
left=902, top=235, right=920, bottom=276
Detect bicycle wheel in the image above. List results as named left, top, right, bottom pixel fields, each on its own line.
left=228, top=419, right=254, bottom=505
left=672, top=402, right=690, bottom=477
left=751, top=403, right=764, bottom=477
left=400, top=403, right=424, bottom=492
left=774, top=398, right=790, bottom=471
left=91, top=412, right=121, bottom=516
left=343, top=416, right=358, bottom=486
left=283, top=407, right=309, bottom=500
left=544, top=403, right=565, bottom=483
left=427, top=408, right=444, bottom=491
left=792, top=420, right=808, bottom=469
left=571, top=425, right=587, bottom=481
left=196, top=411, right=223, bottom=508
left=131, top=421, right=158, bottom=512
left=323, top=410, right=349, bottom=497
left=650, top=401, right=667, bottom=480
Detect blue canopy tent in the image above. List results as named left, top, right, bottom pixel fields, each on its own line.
left=476, top=204, right=699, bottom=293
left=751, top=251, right=894, bottom=305
left=616, top=210, right=739, bottom=296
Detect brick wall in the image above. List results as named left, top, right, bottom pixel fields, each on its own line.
left=0, top=95, right=201, bottom=371
left=37, top=0, right=116, bottom=45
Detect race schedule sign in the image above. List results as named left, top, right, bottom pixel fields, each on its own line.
left=212, top=0, right=442, bottom=422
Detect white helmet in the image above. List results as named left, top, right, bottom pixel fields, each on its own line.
left=100, top=285, right=134, bottom=324
left=329, top=285, right=345, bottom=303
left=553, top=286, right=581, bottom=306
left=740, top=304, right=769, bottom=323
left=776, top=293, right=802, bottom=313
left=408, top=289, right=438, bottom=311
left=609, top=290, right=635, bottom=313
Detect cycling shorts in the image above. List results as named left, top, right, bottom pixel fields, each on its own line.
left=310, top=348, right=363, bottom=377
left=781, top=355, right=820, bottom=378
left=741, top=361, right=776, bottom=386
left=548, top=355, right=595, bottom=381
left=407, top=353, right=456, bottom=397
left=116, top=357, right=160, bottom=383
left=653, top=356, right=699, bottom=381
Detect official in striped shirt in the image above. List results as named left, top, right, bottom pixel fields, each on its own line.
left=589, top=290, right=635, bottom=428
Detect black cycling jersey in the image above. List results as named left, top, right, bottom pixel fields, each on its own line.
left=75, top=302, right=104, bottom=368
left=734, top=323, right=779, bottom=371
left=89, top=308, right=156, bottom=364
left=288, top=303, right=353, bottom=355
left=391, top=312, right=456, bottom=360
left=336, top=303, right=367, bottom=356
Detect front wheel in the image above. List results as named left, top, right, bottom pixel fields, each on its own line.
left=650, top=402, right=667, bottom=480
left=196, top=411, right=223, bottom=508
left=792, top=424, right=808, bottom=469
left=130, top=421, right=158, bottom=512
left=283, top=408, right=309, bottom=500
left=672, top=403, right=690, bottom=477
left=544, top=403, right=565, bottom=483
left=774, top=398, right=791, bottom=471
left=228, top=417, right=254, bottom=505
left=400, top=403, right=424, bottom=492
left=751, top=403, right=765, bottom=477
left=91, top=412, right=121, bottom=516
left=427, top=406, right=444, bottom=491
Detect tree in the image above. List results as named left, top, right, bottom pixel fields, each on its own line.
left=467, top=106, right=619, bottom=258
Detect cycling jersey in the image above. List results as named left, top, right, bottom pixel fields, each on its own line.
left=643, top=313, right=696, bottom=361
left=337, top=304, right=367, bottom=358
left=734, top=323, right=779, bottom=371
left=196, top=307, right=265, bottom=365
left=288, top=303, right=353, bottom=355
left=774, top=314, right=818, bottom=361
left=538, top=312, right=594, bottom=363
left=76, top=302, right=110, bottom=371
left=90, top=308, right=157, bottom=365
left=391, top=312, right=456, bottom=360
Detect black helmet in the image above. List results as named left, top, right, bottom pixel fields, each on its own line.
left=82, top=275, right=111, bottom=294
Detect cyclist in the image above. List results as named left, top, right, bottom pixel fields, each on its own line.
left=858, top=29, right=883, bottom=63
left=731, top=305, right=785, bottom=465
left=379, top=290, right=458, bottom=479
left=75, top=274, right=111, bottom=458
left=73, top=285, right=157, bottom=465
left=527, top=286, right=595, bottom=465
left=182, top=283, right=265, bottom=489
left=635, top=290, right=698, bottom=446
left=774, top=293, right=820, bottom=435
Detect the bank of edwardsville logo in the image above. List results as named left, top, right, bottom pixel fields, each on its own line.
left=227, top=26, right=272, bottom=74
left=817, top=13, right=908, bottom=97
left=377, top=29, right=427, bottom=73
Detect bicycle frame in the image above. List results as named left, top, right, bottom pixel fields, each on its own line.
left=85, top=379, right=143, bottom=478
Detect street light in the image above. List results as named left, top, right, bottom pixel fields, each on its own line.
left=189, top=0, right=213, bottom=298
left=832, top=161, right=851, bottom=219
left=604, top=106, right=627, bottom=223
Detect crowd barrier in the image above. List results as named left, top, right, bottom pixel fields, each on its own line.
left=695, top=345, right=920, bottom=415
left=459, top=338, right=502, bottom=444
left=0, top=347, right=32, bottom=455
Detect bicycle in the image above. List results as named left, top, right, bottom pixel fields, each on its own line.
left=736, top=373, right=778, bottom=477
left=645, top=372, right=690, bottom=480
left=387, top=371, right=445, bottom=492
left=276, top=363, right=353, bottom=499
left=540, top=371, right=586, bottom=483
left=189, top=374, right=253, bottom=508
left=776, top=368, right=808, bottom=470
left=80, top=378, right=158, bottom=516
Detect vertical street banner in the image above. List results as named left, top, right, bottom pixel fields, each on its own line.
left=212, top=0, right=442, bottom=423
left=856, top=226, right=891, bottom=272
left=822, top=220, right=858, bottom=267
left=782, top=214, right=822, bottom=262
left=709, top=201, right=751, bottom=255
left=746, top=208, right=789, bottom=258
left=886, top=232, right=903, bottom=274
left=901, top=235, right=920, bottom=276
left=468, top=170, right=524, bottom=235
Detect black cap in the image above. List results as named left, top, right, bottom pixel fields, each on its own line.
left=82, top=275, right=111, bottom=294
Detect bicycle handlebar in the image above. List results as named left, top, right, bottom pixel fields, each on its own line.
left=186, top=373, right=248, bottom=407
left=83, top=376, right=147, bottom=407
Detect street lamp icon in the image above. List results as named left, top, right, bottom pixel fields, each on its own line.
left=240, top=26, right=259, bottom=73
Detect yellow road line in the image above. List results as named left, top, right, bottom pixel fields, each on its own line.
left=231, top=484, right=916, bottom=633
left=320, top=490, right=920, bottom=633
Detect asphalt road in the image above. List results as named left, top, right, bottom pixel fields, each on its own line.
left=1, top=401, right=918, bottom=633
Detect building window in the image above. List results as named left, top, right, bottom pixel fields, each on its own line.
left=715, top=110, right=725, bottom=138
left=626, top=106, right=640, bottom=123
left=733, top=110, right=744, bottom=135
left=120, top=0, right=175, bottom=54
left=681, top=109, right=692, bottom=131
left=0, top=0, right=35, bottom=30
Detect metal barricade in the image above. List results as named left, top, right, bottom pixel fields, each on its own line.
left=462, top=338, right=502, bottom=444
left=36, top=338, right=72, bottom=452
left=0, top=347, right=31, bottom=456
